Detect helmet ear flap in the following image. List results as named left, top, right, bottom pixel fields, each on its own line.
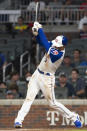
left=62, top=36, right=68, bottom=46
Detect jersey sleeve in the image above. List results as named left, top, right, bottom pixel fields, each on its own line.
left=36, top=35, right=43, bottom=46
left=36, top=28, right=51, bottom=52
left=48, top=47, right=63, bottom=63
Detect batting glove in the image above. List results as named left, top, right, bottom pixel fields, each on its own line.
left=34, top=21, right=42, bottom=29
left=32, top=26, right=38, bottom=36
left=32, top=21, right=42, bottom=36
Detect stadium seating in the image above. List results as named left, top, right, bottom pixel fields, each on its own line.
left=17, top=81, right=27, bottom=98
left=77, top=66, right=87, bottom=76
left=65, top=39, right=87, bottom=57
left=0, top=0, right=87, bottom=100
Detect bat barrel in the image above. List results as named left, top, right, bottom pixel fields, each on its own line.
left=35, top=2, right=39, bottom=22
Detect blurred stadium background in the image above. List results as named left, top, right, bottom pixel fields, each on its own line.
left=0, top=0, right=87, bottom=130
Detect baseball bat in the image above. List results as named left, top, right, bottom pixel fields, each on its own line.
left=35, top=2, right=40, bottom=22
left=35, top=2, right=40, bottom=65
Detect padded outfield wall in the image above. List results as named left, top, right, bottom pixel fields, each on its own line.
left=0, top=99, right=87, bottom=128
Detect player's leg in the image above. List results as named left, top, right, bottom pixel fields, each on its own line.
left=39, top=75, right=82, bottom=128
left=14, top=71, right=40, bottom=128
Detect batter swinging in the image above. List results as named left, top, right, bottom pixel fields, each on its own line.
left=14, top=22, right=82, bottom=128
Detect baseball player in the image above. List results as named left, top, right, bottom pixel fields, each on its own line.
left=14, top=22, right=82, bottom=128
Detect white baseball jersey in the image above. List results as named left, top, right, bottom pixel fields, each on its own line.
left=38, top=49, right=65, bottom=74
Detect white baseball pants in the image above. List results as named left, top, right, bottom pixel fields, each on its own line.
left=15, top=69, right=78, bottom=123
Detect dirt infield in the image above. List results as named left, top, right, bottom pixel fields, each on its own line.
left=0, top=128, right=87, bottom=131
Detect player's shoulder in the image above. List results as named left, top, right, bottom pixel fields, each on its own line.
left=50, top=47, right=65, bottom=54
left=49, top=47, right=64, bottom=63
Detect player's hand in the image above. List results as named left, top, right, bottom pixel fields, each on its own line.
left=32, top=21, right=42, bottom=36
left=34, top=21, right=42, bottom=29
left=32, top=26, right=38, bottom=36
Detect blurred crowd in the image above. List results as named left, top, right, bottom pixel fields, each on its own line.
left=2, top=0, right=87, bottom=39
left=0, top=64, right=87, bottom=99
left=0, top=0, right=87, bottom=36
left=25, top=0, right=87, bottom=26
left=0, top=0, right=87, bottom=99
left=0, top=38, right=87, bottom=99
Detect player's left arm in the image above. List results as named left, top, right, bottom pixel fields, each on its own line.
left=37, top=29, right=65, bottom=63
left=36, top=28, right=64, bottom=63
left=32, top=22, right=64, bottom=63
left=37, top=32, right=63, bottom=63
left=36, top=28, right=52, bottom=52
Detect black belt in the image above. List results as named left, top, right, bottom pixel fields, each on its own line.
left=38, top=68, right=50, bottom=76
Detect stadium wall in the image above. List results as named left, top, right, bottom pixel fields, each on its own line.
left=0, top=99, right=87, bottom=128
